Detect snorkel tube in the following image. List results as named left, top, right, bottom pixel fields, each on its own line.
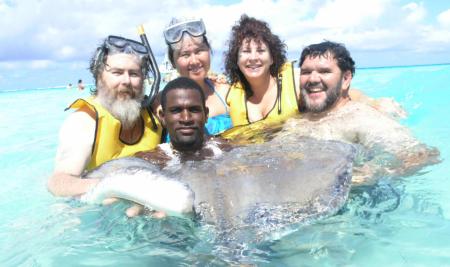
left=138, top=25, right=161, bottom=129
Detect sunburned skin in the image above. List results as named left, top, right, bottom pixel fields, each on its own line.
left=278, top=101, right=440, bottom=183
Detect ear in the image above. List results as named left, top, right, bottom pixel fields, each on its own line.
left=341, top=70, right=352, bottom=91
left=204, top=106, right=209, bottom=120
left=158, top=109, right=166, bottom=128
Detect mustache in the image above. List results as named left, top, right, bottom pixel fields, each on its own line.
left=304, top=82, right=325, bottom=90
left=118, top=87, right=134, bottom=95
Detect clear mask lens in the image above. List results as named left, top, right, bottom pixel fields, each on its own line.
left=164, top=19, right=206, bottom=44
left=106, top=35, right=148, bottom=55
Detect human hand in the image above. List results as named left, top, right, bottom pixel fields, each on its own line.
left=372, top=97, right=408, bottom=120
left=102, top=198, right=167, bottom=218
left=125, top=204, right=167, bottom=218
left=207, top=73, right=227, bottom=84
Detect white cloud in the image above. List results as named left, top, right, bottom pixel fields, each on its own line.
left=0, top=61, right=20, bottom=70
left=0, top=1, right=10, bottom=13
left=30, top=60, right=52, bottom=69
left=402, top=2, right=426, bottom=23
left=56, top=46, right=76, bottom=59
left=438, top=9, right=450, bottom=28
left=0, top=0, right=449, bottom=70
left=314, top=0, right=387, bottom=29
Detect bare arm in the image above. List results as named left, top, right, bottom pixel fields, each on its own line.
left=48, top=110, right=157, bottom=217
left=352, top=103, right=439, bottom=178
left=47, top=110, right=99, bottom=196
left=349, top=89, right=407, bottom=119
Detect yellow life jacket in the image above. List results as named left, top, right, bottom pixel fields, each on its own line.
left=226, top=61, right=300, bottom=127
left=68, top=97, right=163, bottom=170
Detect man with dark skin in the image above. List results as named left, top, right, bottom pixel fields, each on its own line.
left=131, top=77, right=230, bottom=217
left=136, top=76, right=231, bottom=168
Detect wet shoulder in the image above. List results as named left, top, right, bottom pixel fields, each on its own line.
left=340, top=101, right=379, bottom=114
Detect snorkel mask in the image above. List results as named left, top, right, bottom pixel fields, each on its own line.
left=163, top=19, right=206, bottom=44
left=92, top=35, right=151, bottom=84
left=105, top=35, right=149, bottom=55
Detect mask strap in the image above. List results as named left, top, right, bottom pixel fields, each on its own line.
left=277, top=73, right=282, bottom=114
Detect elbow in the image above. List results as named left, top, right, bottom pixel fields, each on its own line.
left=47, top=173, right=64, bottom=197
left=399, top=146, right=441, bottom=175
left=47, top=176, right=58, bottom=196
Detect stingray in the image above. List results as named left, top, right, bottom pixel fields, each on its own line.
left=82, top=136, right=355, bottom=241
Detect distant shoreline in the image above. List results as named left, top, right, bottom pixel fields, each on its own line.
left=1, top=62, right=449, bottom=93
left=356, top=62, right=450, bottom=70
left=0, top=84, right=95, bottom=94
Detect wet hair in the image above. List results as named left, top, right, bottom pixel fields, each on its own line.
left=224, top=14, right=287, bottom=96
left=160, top=77, right=206, bottom=111
left=165, top=18, right=212, bottom=69
left=88, top=36, right=150, bottom=95
left=299, top=41, right=355, bottom=76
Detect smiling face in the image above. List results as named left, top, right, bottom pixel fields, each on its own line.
left=173, top=35, right=211, bottom=84
left=299, top=52, right=352, bottom=113
left=96, top=53, right=145, bottom=128
left=98, top=53, right=144, bottom=99
left=237, top=38, right=273, bottom=81
left=161, top=88, right=209, bottom=152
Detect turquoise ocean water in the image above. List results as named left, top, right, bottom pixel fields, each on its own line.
left=0, top=64, right=449, bottom=266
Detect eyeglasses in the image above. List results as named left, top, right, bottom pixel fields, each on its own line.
left=163, top=19, right=206, bottom=44
left=105, top=35, right=148, bottom=55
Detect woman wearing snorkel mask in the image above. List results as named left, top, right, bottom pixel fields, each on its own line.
left=162, top=18, right=232, bottom=135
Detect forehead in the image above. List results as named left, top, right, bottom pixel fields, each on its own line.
left=166, top=88, right=203, bottom=105
left=105, top=53, right=142, bottom=69
left=240, top=37, right=268, bottom=48
left=302, top=52, right=338, bottom=68
left=173, top=35, right=207, bottom=52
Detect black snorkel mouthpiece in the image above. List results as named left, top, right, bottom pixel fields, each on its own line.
left=138, top=25, right=160, bottom=130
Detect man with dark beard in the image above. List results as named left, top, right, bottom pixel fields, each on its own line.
left=278, top=41, right=440, bottom=183
left=298, top=41, right=354, bottom=117
left=48, top=36, right=163, bottom=209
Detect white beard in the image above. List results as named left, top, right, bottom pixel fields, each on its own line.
left=96, top=86, right=144, bottom=129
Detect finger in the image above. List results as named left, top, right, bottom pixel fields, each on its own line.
left=126, top=204, right=144, bottom=217
left=152, top=211, right=167, bottom=219
left=102, top=197, right=119, bottom=205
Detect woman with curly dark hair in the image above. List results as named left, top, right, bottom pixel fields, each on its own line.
left=224, top=14, right=301, bottom=127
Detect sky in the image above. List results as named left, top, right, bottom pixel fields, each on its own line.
left=0, top=0, right=449, bottom=91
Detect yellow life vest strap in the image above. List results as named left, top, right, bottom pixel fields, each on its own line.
left=67, top=97, right=162, bottom=170
left=226, top=61, right=299, bottom=127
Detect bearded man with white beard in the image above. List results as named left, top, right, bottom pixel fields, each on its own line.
left=48, top=36, right=163, bottom=207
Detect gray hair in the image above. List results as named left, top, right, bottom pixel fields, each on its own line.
left=88, top=37, right=150, bottom=95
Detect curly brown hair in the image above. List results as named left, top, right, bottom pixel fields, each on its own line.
left=224, top=14, right=287, bottom=96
